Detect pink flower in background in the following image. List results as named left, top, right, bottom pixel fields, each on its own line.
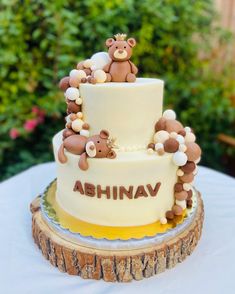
left=9, top=128, right=20, bottom=139
left=24, top=119, right=38, bottom=132
left=32, top=106, right=45, bottom=124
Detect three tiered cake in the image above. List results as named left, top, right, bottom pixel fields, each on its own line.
left=31, top=34, right=204, bottom=282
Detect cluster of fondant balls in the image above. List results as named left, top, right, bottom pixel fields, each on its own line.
left=147, top=109, right=202, bottom=224
left=58, top=53, right=111, bottom=139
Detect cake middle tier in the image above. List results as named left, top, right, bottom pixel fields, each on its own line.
left=79, top=78, right=164, bottom=150
left=53, top=131, right=177, bottom=227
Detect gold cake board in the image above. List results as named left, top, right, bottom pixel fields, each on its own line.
left=30, top=191, right=204, bottom=282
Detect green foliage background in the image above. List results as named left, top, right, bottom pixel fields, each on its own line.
left=0, top=0, right=235, bottom=181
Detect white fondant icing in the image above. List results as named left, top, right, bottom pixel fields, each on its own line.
left=79, top=78, right=164, bottom=150
left=53, top=131, right=177, bottom=227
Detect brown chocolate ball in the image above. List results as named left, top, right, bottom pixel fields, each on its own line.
left=147, top=143, right=155, bottom=150
left=181, top=161, right=196, bottom=173
left=165, top=120, right=183, bottom=133
left=62, top=128, right=76, bottom=139
left=178, top=129, right=186, bottom=137
left=187, top=189, right=193, bottom=199
left=174, top=183, right=183, bottom=192
left=164, top=138, right=179, bottom=153
left=166, top=210, right=174, bottom=220
left=66, top=101, right=81, bottom=114
left=59, top=76, right=70, bottom=91
left=155, top=118, right=166, bottom=132
left=187, top=199, right=193, bottom=208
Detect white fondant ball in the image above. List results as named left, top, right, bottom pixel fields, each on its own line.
left=65, top=115, right=71, bottom=123
left=173, top=151, right=188, bottom=166
left=65, top=87, right=80, bottom=101
left=153, top=130, right=170, bottom=143
left=80, top=129, right=90, bottom=137
left=183, top=183, right=191, bottom=191
left=184, top=126, right=191, bottom=133
left=90, top=52, right=111, bottom=71
left=175, top=200, right=187, bottom=210
left=69, top=69, right=86, bottom=81
left=163, top=109, right=176, bottom=120
left=160, top=217, right=167, bottom=225
left=93, top=69, right=107, bottom=83
left=185, top=132, right=196, bottom=143
left=83, top=59, right=93, bottom=68
left=75, top=97, right=83, bottom=105
left=176, top=134, right=185, bottom=144
left=155, top=142, right=164, bottom=151
left=71, top=119, right=84, bottom=132
left=147, top=148, right=154, bottom=155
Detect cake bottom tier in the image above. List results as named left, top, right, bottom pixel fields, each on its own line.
left=30, top=191, right=204, bottom=282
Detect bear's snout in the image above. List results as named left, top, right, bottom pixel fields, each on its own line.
left=118, top=49, right=124, bottom=54
left=86, top=141, right=97, bottom=158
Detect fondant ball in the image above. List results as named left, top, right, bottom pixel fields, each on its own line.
left=147, top=148, right=154, bottom=155
left=177, top=169, right=184, bottom=176
left=93, top=69, right=107, bottom=83
left=90, top=52, right=111, bottom=71
left=180, top=173, right=194, bottom=183
left=71, top=119, right=84, bottom=132
left=166, top=210, right=174, bottom=220
left=83, top=59, right=93, bottom=68
left=172, top=205, right=183, bottom=216
left=187, top=199, right=193, bottom=208
left=153, top=130, right=169, bottom=143
left=175, top=200, right=187, bottom=210
left=174, top=183, right=183, bottom=192
left=77, top=112, right=83, bottom=119
left=163, top=109, right=176, bottom=120
left=69, top=76, right=80, bottom=88
left=164, top=138, right=179, bottom=153
left=176, top=134, right=185, bottom=144
left=184, top=126, right=191, bottom=133
left=59, top=76, right=70, bottom=91
left=75, top=97, right=83, bottom=105
left=174, top=190, right=188, bottom=201
left=165, top=120, right=183, bottom=133
left=173, top=151, right=188, bottom=166
left=147, top=143, right=155, bottom=150
left=183, top=183, right=191, bottom=191
left=170, top=132, right=178, bottom=139
left=154, top=117, right=166, bottom=131
left=155, top=142, right=164, bottom=150
left=69, top=69, right=86, bottom=81
left=181, top=161, right=196, bottom=173
left=185, top=142, right=201, bottom=161
left=185, top=132, right=196, bottom=143
left=179, top=144, right=187, bottom=152
left=160, top=217, right=167, bottom=225
left=65, top=87, right=80, bottom=101
left=80, top=129, right=90, bottom=137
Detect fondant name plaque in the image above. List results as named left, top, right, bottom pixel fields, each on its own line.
left=73, top=181, right=161, bottom=200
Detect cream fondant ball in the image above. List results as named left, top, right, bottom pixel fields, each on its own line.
left=71, top=119, right=84, bottom=132
left=185, top=132, right=196, bottom=143
left=69, top=69, right=86, bottom=80
left=153, top=130, right=170, bottom=143
left=177, top=169, right=184, bottom=176
left=75, top=97, right=83, bottom=105
left=65, top=87, right=80, bottom=101
left=163, top=109, right=176, bottom=120
left=90, top=52, right=111, bottom=71
left=173, top=151, right=188, bottom=166
left=160, top=217, right=167, bottom=225
left=184, top=126, right=191, bottom=133
left=93, top=69, right=107, bottom=83
left=179, top=144, right=187, bottom=152
left=170, top=132, right=178, bottom=139
left=155, top=142, right=164, bottom=151
left=147, top=148, right=154, bottom=155
left=83, top=59, right=93, bottom=68
left=183, top=183, right=191, bottom=191
left=76, top=112, right=83, bottom=119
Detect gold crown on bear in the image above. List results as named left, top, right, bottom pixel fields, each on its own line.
left=114, top=33, right=127, bottom=41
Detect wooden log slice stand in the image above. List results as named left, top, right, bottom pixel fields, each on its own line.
left=30, top=192, right=204, bottom=282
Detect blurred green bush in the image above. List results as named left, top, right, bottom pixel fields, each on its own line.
left=0, top=0, right=235, bottom=181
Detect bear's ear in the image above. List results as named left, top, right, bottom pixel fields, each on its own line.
left=107, top=150, right=116, bottom=159
left=127, top=38, right=136, bottom=48
left=100, top=129, right=109, bottom=139
left=105, top=38, right=115, bottom=48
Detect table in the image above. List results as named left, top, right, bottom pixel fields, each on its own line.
left=0, top=163, right=235, bottom=294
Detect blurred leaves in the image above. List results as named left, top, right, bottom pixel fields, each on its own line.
left=0, top=0, right=235, bottom=180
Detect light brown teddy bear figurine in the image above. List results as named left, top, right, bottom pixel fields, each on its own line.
left=58, top=130, right=116, bottom=171
left=103, top=33, right=138, bottom=82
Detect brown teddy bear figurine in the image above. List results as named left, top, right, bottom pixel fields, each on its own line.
left=58, top=130, right=116, bottom=171
left=103, top=33, right=138, bottom=82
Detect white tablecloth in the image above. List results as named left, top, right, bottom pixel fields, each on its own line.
left=0, top=163, right=235, bottom=294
